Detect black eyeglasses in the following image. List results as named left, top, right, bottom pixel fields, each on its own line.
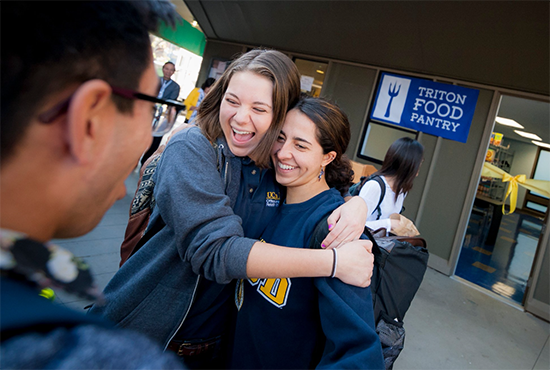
left=38, top=85, right=186, bottom=135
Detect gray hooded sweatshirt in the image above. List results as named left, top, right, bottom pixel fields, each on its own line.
left=89, top=126, right=256, bottom=348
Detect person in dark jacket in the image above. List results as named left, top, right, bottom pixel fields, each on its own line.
left=140, top=61, right=182, bottom=166
left=231, top=97, right=384, bottom=369
left=0, top=2, right=185, bottom=368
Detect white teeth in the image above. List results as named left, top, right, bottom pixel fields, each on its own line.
left=233, top=128, right=253, bottom=135
left=278, top=162, right=295, bottom=170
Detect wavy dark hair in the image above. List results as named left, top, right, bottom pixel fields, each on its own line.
left=377, top=137, right=424, bottom=201
left=292, top=97, right=353, bottom=196
left=198, top=48, right=301, bottom=168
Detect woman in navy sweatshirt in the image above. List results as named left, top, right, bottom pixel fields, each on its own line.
left=231, top=97, right=385, bottom=369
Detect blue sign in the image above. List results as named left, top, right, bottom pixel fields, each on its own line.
left=370, top=73, right=479, bottom=143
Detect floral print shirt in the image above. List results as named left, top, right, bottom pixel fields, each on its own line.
left=0, top=229, right=103, bottom=302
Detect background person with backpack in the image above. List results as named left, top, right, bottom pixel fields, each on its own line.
left=355, top=137, right=424, bottom=236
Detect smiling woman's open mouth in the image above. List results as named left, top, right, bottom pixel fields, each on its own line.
left=232, top=127, right=255, bottom=142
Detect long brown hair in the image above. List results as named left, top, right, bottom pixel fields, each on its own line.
left=198, top=49, right=301, bottom=167
left=293, top=97, right=353, bottom=196
left=378, top=137, right=424, bottom=201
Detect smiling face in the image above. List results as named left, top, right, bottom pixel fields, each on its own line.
left=219, top=71, right=274, bottom=159
left=271, top=108, right=335, bottom=203
left=162, top=62, right=175, bottom=80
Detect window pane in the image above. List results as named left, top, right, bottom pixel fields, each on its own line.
left=526, top=201, right=547, bottom=213
left=294, top=58, right=327, bottom=97
left=359, top=121, right=417, bottom=162
left=532, top=149, right=550, bottom=199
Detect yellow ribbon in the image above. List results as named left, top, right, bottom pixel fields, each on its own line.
left=501, top=173, right=526, bottom=215
left=481, top=162, right=550, bottom=215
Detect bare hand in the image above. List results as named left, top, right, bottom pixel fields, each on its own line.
left=322, top=196, right=368, bottom=249
left=334, top=239, right=374, bottom=287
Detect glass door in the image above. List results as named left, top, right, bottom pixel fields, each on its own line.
left=455, top=95, right=549, bottom=305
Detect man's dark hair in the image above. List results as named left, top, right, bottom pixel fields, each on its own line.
left=163, top=61, right=176, bottom=68
left=1, top=1, right=178, bottom=163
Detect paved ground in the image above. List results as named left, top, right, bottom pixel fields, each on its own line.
left=52, top=171, right=550, bottom=370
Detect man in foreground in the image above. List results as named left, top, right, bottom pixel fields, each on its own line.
left=1, top=2, right=186, bottom=368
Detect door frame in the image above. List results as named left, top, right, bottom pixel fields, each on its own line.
left=449, top=90, right=550, bottom=317
left=525, top=214, right=549, bottom=321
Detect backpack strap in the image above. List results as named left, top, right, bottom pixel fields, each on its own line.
left=370, top=175, right=386, bottom=221
left=349, top=174, right=386, bottom=220
left=308, top=214, right=331, bottom=249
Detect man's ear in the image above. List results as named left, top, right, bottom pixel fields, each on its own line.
left=322, top=151, right=337, bottom=167
left=65, top=80, right=113, bottom=164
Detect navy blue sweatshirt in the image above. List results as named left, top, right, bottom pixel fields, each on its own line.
left=231, top=189, right=384, bottom=369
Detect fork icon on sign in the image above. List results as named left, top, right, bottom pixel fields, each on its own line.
left=384, top=82, right=401, bottom=117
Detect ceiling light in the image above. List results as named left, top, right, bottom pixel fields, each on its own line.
left=532, top=141, right=550, bottom=149
left=192, top=20, right=198, bottom=27
left=495, top=116, right=524, bottom=129
left=316, top=70, right=324, bottom=74
left=514, top=130, right=542, bottom=141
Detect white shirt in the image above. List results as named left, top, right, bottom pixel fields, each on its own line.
left=358, top=175, right=405, bottom=233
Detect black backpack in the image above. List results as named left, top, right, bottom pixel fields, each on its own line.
left=349, top=174, right=386, bottom=220
left=364, top=228, right=428, bottom=369
left=308, top=217, right=429, bottom=370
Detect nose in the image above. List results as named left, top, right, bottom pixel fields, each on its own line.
left=276, top=141, right=293, bottom=161
left=233, top=106, right=251, bottom=125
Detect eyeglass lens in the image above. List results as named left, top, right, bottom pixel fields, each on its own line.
left=152, top=104, right=177, bottom=136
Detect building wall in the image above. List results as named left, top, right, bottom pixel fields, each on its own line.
left=533, top=237, right=550, bottom=309
left=319, top=62, right=377, bottom=160
left=199, top=40, right=549, bottom=310
left=195, top=42, right=245, bottom=88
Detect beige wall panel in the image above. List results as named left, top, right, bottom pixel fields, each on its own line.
left=320, top=62, right=377, bottom=160
left=196, top=41, right=245, bottom=88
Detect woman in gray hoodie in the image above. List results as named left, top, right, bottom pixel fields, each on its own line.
left=90, top=49, right=373, bottom=369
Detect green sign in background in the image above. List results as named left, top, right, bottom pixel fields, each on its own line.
left=153, top=16, right=206, bottom=56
